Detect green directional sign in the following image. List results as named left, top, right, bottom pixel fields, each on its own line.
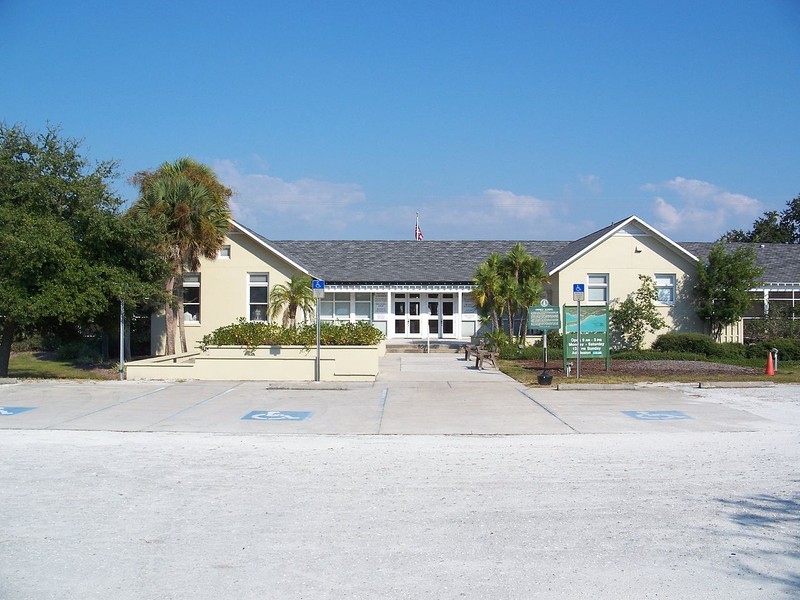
left=529, top=306, right=561, bottom=330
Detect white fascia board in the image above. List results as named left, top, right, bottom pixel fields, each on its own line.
left=228, top=219, right=310, bottom=275
left=548, top=215, right=699, bottom=275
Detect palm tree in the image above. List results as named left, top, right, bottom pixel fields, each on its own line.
left=473, top=244, right=549, bottom=344
left=499, top=243, right=536, bottom=339
left=269, top=273, right=315, bottom=328
left=515, top=258, right=548, bottom=343
left=133, top=158, right=232, bottom=354
left=472, top=253, right=503, bottom=331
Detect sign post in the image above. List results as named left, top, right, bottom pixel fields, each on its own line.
left=562, top=303, right=610, bottom=377
left=312, top=280, right=325, bottom=382
left=572, top=284, right=585, bottom=379
left=528, top=300, right=561, bottom=385
left=119, top=297, right=125, bottom=381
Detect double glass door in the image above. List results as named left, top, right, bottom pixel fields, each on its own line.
left=393, top=293, right=455, bottom=338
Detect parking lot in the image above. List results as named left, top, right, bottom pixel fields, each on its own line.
left=1, top=354, right=799, bottom=599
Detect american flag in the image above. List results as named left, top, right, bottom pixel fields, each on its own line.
left=415, top=213, right=424, bottom=240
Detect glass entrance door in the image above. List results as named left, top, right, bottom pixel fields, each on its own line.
left=393, top=293, right=421, bottom=337
left=425, top=294, right=456, bottom=339
left=394, top=293, right=457, bottom=339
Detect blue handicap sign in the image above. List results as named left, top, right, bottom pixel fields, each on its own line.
left=312, top=280, right=325, bottom=290
left=0, top=406, right=35, bottom=416
left=623, top=410, right=692, bottom=421
left=242, top=410, right=312, bottom=421
left=573, top=283, right=585, bottom=293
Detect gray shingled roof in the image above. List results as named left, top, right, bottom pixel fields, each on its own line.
left=268, top=240, right=569, bottom=284
left=238, top=221, right=800, bottom=286
left=545, top=220, right=620, bottom=272
left=681, top=242, right=800, bottom=285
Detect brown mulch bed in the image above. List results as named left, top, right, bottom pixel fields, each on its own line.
left=518, top=359, right=761, bottom=376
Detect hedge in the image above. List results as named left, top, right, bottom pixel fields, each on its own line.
left=199, top=319, right=384, bottom=353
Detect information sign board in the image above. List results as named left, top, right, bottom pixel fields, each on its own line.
left=529, top=306, right=561, bottom=330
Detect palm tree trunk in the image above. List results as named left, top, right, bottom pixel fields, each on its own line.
left=0, top=319, right=15, bottom=378
left=164, top=275, right=176, bottom=355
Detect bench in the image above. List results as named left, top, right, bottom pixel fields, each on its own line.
left=463, top=344, right=499, bottom=370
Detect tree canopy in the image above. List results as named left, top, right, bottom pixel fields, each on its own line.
left=471, top=243, right=548, bottom=344
left=693, top=242, right=763, bottom=340
left=269, top=273, right=315, bottom=328
left=0, top=123, right=167, bottom=376
left=609, top=275, right=666, bottom=351
left=721, top=194, right=800, bottom=243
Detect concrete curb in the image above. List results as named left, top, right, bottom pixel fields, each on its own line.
left=698, top=381, right=776, bottom=389
left=556, top=383, right=637, bottom=391
left=0, top=378, right=18, bottom=385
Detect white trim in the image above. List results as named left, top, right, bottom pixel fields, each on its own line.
left=228, top=219, right=309, bottom=275
left=326, top=284, right=473, bottom=293
left=548, top=215, right=699, bottom=275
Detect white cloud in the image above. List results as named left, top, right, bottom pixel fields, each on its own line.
left=577, top=174, right=601, bottom=194
left=211, top=161, right=584, bottom=240
left=213, top=160, right=367, bottom=237
left=644, top=177, right=763, bottom=240
left=400, top=189, right=580, bottom=240
left=484, top=188, right=553, bottom=218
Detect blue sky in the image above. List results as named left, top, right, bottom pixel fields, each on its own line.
left=3, top=1, right=799, bottom=241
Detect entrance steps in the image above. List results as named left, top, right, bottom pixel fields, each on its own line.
left=385, top=340, right=467, bottom=354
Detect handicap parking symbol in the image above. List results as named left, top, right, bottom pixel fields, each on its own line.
left=242, top=410, right=311, bottom=421
left=0, top=407, right=35, bottom=416
left=623, top=410, right=692, bottom=421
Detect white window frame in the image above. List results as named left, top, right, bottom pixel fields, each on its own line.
left=218, top=245, right=231, bottom=259
left=320, top=292, right=373, bottom=322
left=587, top=274, right=608, bottom=303
left=655, top=274, right=676, bottom=305
left=248, top=273, right=269, bottom=322
left=183, top=273, right=201, bottom=324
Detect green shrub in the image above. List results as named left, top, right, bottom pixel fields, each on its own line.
left=199, top=318, right=384, bottom=353
left=499, top=345, right=544, bottom=360
left=652, top=332, right=717, bottom=355
left=11, top=335, right=44, bottom=352
left=710, top=342, right=747, bottom=359
left=55, top=340, right=102, bottom=365
left=746, top=338, right=800, bottom=361
left=484, top=330, right=510, bottom=352
left=612, top=349, right=709, bottom=362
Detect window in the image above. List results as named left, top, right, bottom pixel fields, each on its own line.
left=318, top=292, right=372, bottom=321
left=248, top=273, right=269, bottom=321
left=655, top=274, right=676, bottom=304
left=587, top=274, right=608, bottom=302
left=183, top=273, right=200, bottom=322
left=354, top=293, right=372, bottom=320
left=218, top=245, right=231, bottom=259
left=320, top=292, right=354, bottom=321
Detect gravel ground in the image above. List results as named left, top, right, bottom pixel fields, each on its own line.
left=1, top=430, right=798, bottom=600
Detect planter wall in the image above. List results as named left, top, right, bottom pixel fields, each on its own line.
left=126, top=344, right=381, bottom=382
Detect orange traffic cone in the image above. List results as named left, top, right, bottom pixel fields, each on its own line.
left=765, top=351, right=775, bottom=376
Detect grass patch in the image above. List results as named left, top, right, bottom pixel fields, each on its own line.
left=8, top=352, right=118, bottom=380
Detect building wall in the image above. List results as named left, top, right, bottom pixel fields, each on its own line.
left=553, top=226, right=705, bottom=347
left=151, top=230, right=302, bottom=355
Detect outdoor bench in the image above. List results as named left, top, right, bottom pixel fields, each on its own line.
left=463, top=344, right=498, bottom=370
